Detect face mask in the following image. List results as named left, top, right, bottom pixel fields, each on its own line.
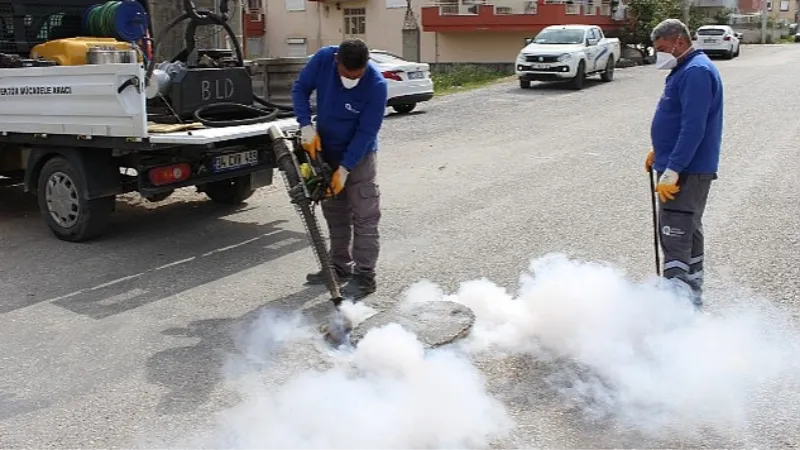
left=655, top=41, right=692, bottom=70
left=654, top=51, right=677, bottom=70
left=341, top=76, right=360, bottom=89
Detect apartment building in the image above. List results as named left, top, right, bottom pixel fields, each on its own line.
left=731, top=0, right=798, bottom=22
left=240, top=0, right=624, bottom=63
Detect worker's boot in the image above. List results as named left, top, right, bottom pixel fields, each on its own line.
left=341, top=272, right=377, bottom=300
left=305, top=266, right=352, bottom=285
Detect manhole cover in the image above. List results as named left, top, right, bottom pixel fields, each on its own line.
left=350, top=300, right=475, bottom=349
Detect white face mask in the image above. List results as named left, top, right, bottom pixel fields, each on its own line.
left=655, top=51, right=677, bottom=70
left=341, top=76, right=360, bottom=89
left=654, top=42, right=691, bottom=70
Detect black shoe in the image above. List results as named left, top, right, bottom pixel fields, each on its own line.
left=342, top=273, right=377, bottom=300
left=306, top=266, right=352, bottom=285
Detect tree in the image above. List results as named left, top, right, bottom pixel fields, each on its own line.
left=621, top=0, right=708, bottom=59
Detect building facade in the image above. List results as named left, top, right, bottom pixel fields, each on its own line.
left=240, top=0, right=623, bottom=63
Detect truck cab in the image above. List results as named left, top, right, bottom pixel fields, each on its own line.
left=515, top=24, right=621, bottom=90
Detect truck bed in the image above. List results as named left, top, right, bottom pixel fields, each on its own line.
left=147, top=117, right=299, bottom=145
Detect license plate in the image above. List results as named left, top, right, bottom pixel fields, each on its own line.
left=703, top=39, right=717, bottom=43
left=213, top=150, right=259, bottom=172
left=531, top=63, right=550, bottom=69
left=408, top=71, right=425, bottom=79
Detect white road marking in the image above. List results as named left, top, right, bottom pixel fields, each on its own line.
left=41, top=230, right=289, bottom=307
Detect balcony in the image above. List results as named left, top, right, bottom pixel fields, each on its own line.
left=692, top=0, right=737, bottom=8
left=421, top=0, right=623, bottom=32
left=244, top=10, right=266, bottom=36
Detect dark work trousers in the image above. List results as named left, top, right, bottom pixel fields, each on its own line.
left=657, top=172, right=716, bottom=305
left=321, top=152, right=381, bottom=279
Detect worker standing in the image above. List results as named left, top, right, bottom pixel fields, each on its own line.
left=291, top=38, right=388, bottom=300
left=646, top=18, right=723, bottom=308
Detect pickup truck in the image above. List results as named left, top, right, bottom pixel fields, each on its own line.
left=0, top=0, right=300, bottom=242
left=515, top=24, right=622, bottom=90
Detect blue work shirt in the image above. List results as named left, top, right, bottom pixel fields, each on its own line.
left=291, top=45, right=388, bottom=171
left=650, top=49, right=724, bottom=174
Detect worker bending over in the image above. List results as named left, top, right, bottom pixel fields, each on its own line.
left=291, top=38, right=388, bottom=300
left=646, top=18, right=723, bottom=308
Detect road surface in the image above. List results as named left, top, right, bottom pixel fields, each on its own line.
left=1, top=44, right=799, bottom=448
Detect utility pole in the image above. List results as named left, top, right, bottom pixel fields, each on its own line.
left=682, top=0, right=690, bottom=25
left=761, top=0, right=769, bottom=43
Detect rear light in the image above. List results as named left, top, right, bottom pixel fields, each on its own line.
left=381, top=70, right=403, bottom=81
left=723, top=35, right=731, bottom=41
left=149, top=163, right=191, bottom=186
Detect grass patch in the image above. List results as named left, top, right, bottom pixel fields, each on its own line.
left=776, top=35, right=796, bottom=44
left=432, top=66, right=512, bottom=96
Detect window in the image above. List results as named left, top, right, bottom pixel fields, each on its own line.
left=386, top=0, right=407, bottom=8
left=247, top=0, right=263, bottom=9
left=287, top=38, right=308, bottom=57
left=286, top=0, right=305, bottom=12
left=247, top=37, right=263, bottom=58
left=697, top=27, right=726, bottom=35
left=344, top=8, right=366, bottom=35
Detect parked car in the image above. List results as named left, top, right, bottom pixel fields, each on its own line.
left=693, top=25, right=741, bottom=59
left=369, top=50, right=434, bottom=114
left=514, top=24, right=622, bottom=90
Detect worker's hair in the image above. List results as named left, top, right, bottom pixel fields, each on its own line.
left=337, top=39, right=370, bottom=70
left=650, top=18, right=692, bottom=43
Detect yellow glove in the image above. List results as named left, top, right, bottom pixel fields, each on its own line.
left=645, top=149, right=654, bottom=172
left=655, top=169, right=680, bottom=203
left=326, top=166, right=349, bottom=198
left=300, top=124, right=321, bottom=160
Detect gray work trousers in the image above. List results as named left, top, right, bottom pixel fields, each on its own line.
left=657, top=172, right=716, bottom=304
left=321, top=152, right=381, bottom=278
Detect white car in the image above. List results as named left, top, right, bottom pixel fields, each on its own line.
left=515, top=24, right=621, bottom=90
left=693, top=25, right=741, bottom=59
left=370, top=50, right=433, bottom=114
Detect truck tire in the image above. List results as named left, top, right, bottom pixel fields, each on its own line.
left=600, top=56, right=615, bottom=82
left=570, top=61, right=586, bottom=90
left=204, top=175, right=256, bottom=204
left=392, top=103, right=416, bottom=114
left=37, top=156, right=114, bottom=242
left=520, top=78, right=531, bottom=89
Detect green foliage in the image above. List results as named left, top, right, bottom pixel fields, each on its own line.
left=622, top=0, right=709, bottom=56
left=711, top=8, right=733, bottom=25
left=431, top=65, right=509, bottom=95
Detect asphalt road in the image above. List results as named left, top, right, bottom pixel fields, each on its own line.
left=2, top=44, right=800, bottom=448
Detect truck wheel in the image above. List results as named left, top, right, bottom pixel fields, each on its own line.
left=600, top=56, right=615, bottom=82
left=570, top=61, right=586, bottom=90
left=37, top=156, right=114, bottom=242
left=392, top=103, right=416, bottom=114
left=520, top=78, right=531, bottom=89
left=204, top=176, right=255, bottom=204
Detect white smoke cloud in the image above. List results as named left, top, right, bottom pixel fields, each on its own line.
left=209, top=304, right=512, bottom=449
left=409, top=253, right=800, bottom=442
left=203, top=253, right=800, bottom=448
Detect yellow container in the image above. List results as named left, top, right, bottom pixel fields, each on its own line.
left=30, top=37, right=140, bottom=66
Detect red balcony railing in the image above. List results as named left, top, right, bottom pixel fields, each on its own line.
left=421, top=0, right=622, bottom=32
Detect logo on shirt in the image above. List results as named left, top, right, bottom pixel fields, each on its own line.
left=344, top=103, right=360, bottom=114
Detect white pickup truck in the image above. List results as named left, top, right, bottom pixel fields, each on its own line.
left=515, top=24, right=621, bottom=90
